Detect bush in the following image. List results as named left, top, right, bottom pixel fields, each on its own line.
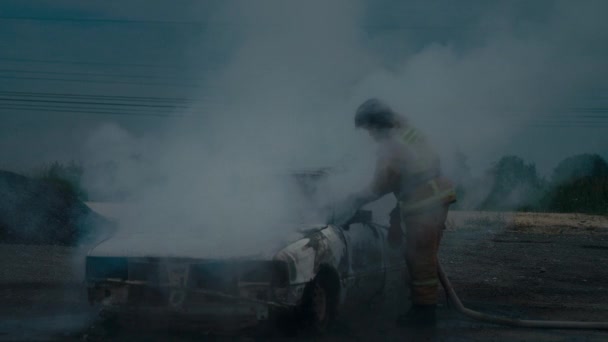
left=543, top=176, right=608, bottom=215
left=551, top=154, right=608, bottom=184
left=537, top=154, right=608, bottom=215
left=32, top=161, right=88, bottom=201
left=0, top=170, right=110, bottom=245
left=478, top=155, right=544, bottom=211
left=454, top=153, right=607, bottom=214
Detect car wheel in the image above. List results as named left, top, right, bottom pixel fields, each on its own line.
left=300, top=270, right=338, bottom=335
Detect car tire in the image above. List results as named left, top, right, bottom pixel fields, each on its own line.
left=299, top=270, right=338, bottom=335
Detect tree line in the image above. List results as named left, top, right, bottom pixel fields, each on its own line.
left=17, top=152, right=608, bottom=215
left=451, top=153, right=608, bottom=215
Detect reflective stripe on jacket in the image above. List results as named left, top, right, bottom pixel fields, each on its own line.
left=400, top=178, right=457, bottom=214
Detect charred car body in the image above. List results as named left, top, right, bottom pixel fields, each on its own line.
left=85, top=170, right=410, bottom=333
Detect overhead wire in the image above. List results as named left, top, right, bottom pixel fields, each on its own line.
left=0, top=92, right=605, bottom=125
left=0, top=105, right=191, bottom=118
left=0, top=68, right=202, bottom=82
left=0, top=97, right=190, bottom=109
left=0, top=90, right=192, bottom=103
left=0, top=15, right=207, bottom=25
left=0, top=57, right=192, bottom=69
left=0, top=15, right=603, bottom=127
left=0, top=15, right=487, bottom=31
left=0, top=75, right=201, bottom=87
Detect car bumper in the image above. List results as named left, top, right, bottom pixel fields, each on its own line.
left=88, top=281, right=289, bottom=331
left=100, top=302, right=271, bottom=331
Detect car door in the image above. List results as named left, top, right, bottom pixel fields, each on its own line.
left=339, top=222, right=385, bottom=302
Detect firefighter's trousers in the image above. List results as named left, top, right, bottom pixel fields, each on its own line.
left=400, top=203, right=449, bottom=306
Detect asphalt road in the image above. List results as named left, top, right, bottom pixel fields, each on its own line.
left=1, top=215, right=608, bottom=341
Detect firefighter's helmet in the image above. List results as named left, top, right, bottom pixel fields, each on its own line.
left=354, top=98, right=396, bottom=129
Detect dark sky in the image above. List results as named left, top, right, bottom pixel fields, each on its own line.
left=0, top=0, right=606, bottom=175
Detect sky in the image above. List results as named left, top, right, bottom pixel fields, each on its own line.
left=0, top=0, right=606, bottom=178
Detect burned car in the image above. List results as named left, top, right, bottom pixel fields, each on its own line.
left=85, top=171, right=409, bottom=334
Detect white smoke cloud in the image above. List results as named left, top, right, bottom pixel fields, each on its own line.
left=82, top=0, right=381, bottom=256
left=353, top=0, right=607, bottom=177
left=81, top=0, right=608, bottom=254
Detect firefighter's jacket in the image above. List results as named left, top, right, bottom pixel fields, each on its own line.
left=370, top=125, right=456, bottom=215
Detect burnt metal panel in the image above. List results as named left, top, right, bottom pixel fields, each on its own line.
left=189, top=263, right=238, bottom=294
left=188, top=260, right=277, bottom=293
left=127, top=285, right=167, bottom=306
left=129, top=261, right=160, bottom=283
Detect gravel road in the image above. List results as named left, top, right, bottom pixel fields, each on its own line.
left=1, top=213, right=607, bottom=341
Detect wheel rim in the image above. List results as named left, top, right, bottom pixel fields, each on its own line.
left=312, top=283, right=327, bottom=323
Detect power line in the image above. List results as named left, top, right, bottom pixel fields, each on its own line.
left=527, top=124, right=608, bottom=128
left=0, top=68, right=202, bottom=82
left=4, top=91, right=606, bottom=113
left=0, top=57, right=191, bottom=69
left=1, top=104, right=606, bottom=125
left=0, top=103, right=177, bottom=115
left=0, top=15, right=205, bottom=25
left=0, top=105, right=191, bottom=118
left=0, top=97, right=189, bottom=109
left=570, top=107, right=608, bottom=113
left=0, top=90, right=193, bottom=103
left=0, top=75, right=200, bottom=87
left=0, top=92, right=223, bottom=114
left=527, top=122, right=608, bottom=126
left=0, top=16, right=491, bottom=31
left=1, top=91, right=605, bottom=116
left=364, top=24, right=484, bottom=31
left=0, top=89, right=605, bottom=124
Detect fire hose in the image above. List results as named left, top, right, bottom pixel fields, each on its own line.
left=438, top=263, right=608, bottom=330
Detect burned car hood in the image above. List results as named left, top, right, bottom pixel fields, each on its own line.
left=87, top=224, right=327, bottom=260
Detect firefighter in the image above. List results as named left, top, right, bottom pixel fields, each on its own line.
left=331, top=98, right=456, bottom=326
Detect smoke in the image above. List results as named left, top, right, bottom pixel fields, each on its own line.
left=348, top=0, right=608, bottom=210
left=351, top=0, right=607, bottom=176
left=80, top=0, right=608, bottom=254
left=81, top=0, right=380, bottom=256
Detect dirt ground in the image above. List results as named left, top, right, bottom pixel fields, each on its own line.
left=1, top=211, right=607, bottom=341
